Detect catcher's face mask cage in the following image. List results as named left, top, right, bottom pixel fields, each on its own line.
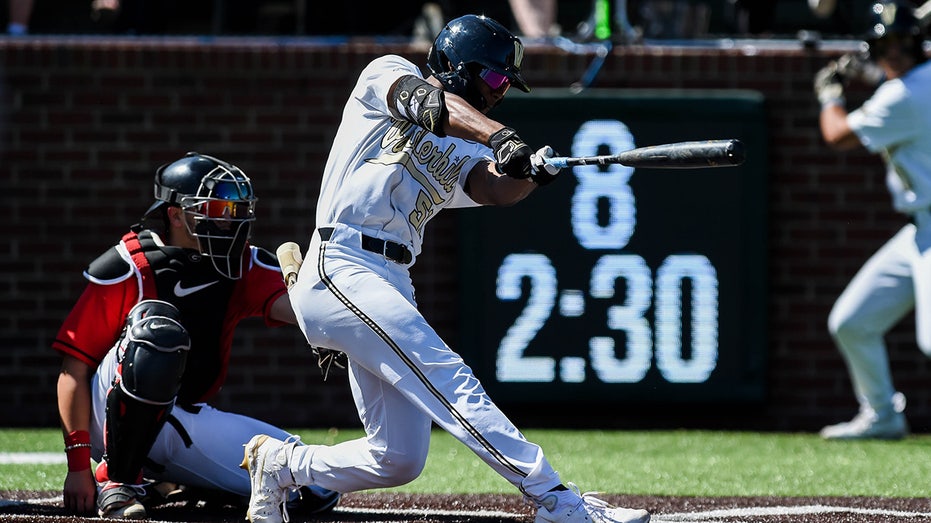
left=176, top=166, right=256, bottom=280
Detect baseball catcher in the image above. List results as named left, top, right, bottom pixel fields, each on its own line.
left=53, top=153, right=340, bottom=518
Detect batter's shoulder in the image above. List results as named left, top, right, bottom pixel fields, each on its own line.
left=370, top=54, right=421, bottom=75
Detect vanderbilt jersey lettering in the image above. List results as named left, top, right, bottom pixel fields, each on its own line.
left=314, top=54, right=491, bottom=258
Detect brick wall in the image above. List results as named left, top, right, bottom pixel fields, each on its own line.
left=2, top=37, right=926, bottom=432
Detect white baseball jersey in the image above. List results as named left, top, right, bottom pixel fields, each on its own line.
left=288, top=54, right=565, bottom=500
left=827, top=59, right=931, bottom=419
left=315, top=54, right=489, bottom=261
left=848, top=60, right=931, bottom=214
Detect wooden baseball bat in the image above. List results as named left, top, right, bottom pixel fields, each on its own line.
left=917, top=0, right=931, bottom=28
left=276, top=241, right=303, bottom=289
left=545, top=139, right=745, bottom=169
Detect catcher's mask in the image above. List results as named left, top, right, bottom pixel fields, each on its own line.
left=145, top=152, right=256, bottom=279
left=426, top=14, right=530, bottom=111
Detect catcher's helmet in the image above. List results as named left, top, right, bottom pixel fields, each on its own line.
left=862, top=1, right=926, bottom=61
left=427, top=14, right=530, bottom=110
left=143, top=152, right=256, bottom=280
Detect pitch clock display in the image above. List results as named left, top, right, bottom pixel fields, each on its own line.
left=458, top=89, right=768, bottom=404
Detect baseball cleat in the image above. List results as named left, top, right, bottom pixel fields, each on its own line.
left=241, top=434, right=298, bottom=523
left=820, top=409, right=908, bottom=440
left=97, top=481, right=147, bottom=519
left=534, top=483, right=650, bottom=523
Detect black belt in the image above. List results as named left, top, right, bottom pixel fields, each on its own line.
left=318, top=227, right=413, bottom=264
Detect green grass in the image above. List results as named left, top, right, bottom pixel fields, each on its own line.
left=3, top=428, right=931, bottom=497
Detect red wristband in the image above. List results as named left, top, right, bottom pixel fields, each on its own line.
left=64, top=430, right=92, bottom=472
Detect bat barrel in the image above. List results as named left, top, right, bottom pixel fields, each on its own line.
left=718, top=139, right=745, bottom=166
left=544, top=139, right=746, bottom=169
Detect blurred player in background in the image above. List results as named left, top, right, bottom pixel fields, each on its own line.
left=813, top=0, right=931, bottom=440
left=240, top=13, right=651, bottom=523
left=53, top=153, right=339, bottom=518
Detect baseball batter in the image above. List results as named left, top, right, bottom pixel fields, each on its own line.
left=814, top=0, right=931, bottom=440
left=53, top=153, right=339, bottom=518
left=240, top=14, right=651, bottom=523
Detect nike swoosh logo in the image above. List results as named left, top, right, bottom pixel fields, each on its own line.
left=173, top=280, right=219, bottom=297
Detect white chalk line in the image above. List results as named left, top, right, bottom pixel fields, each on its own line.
left=3, top=497, right=931, bottom=522
left=654, top=504, right=931, bottom=522
left=1, top=462, right=930, bottom=523
left=0, top=452, right=65, bottom=465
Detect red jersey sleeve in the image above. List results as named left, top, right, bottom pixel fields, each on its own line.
left=230, top=246, right=289, bottom=326
left=51, top=278, right=140, bottom=367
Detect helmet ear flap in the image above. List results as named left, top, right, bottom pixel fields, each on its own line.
left=434, top=66, right=487, bottom=112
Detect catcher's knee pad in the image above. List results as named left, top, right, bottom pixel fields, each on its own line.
left=127, top=299, right=181, bottom=324
left=119, top=306, right=190, bottom=403
left=104, top=301, right=190, bottom=483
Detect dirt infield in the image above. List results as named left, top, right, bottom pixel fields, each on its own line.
left=3, top=491, right=931, bottom=523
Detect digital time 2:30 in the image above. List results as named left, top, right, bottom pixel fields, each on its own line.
left=493, top=120, right=720, bottom=385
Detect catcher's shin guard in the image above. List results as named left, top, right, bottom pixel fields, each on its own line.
left=103, top=305, right=190, bottom=483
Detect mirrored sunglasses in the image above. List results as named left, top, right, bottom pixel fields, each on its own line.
left=199, top=200, right=253, bottom=219
left=479, top=68, right=511, bottom=90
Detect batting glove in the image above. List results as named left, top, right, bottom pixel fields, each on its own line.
left=813, top=61, right=846, bottom=108
left=836, top=52, right=884, bottom=87
left=530, top=145, right=561, bottom=186
left=489, top=127, right=533, bottom=179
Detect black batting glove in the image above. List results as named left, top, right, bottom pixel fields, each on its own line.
left=489, top=127, right=533, bottom=179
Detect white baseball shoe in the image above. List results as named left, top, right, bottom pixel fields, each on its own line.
left=534, top=483, right=650, bottom=523
left=241, top=434, right=299, bottom=523
left=820, top=409, right=908, bottom=440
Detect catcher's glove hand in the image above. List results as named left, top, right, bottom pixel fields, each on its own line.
left=813, top=61, right=845, bottom=108
left=310, top=346, right=347, bottom=381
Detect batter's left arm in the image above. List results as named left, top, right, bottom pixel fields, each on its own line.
left=820, top=104, right=861, bottom=150
left=464, top=160, right=537, bottom=206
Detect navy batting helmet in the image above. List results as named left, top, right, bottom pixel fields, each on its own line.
left=142, top=152, right=256, bottom=279
left=862, top=1, right=926, bottom=61
left=427, top=14, right=530, bottom=110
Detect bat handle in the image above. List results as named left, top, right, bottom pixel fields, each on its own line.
left=544, top=157, right=570, bottom=169
left=276, top=241, right=304, bottom=290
